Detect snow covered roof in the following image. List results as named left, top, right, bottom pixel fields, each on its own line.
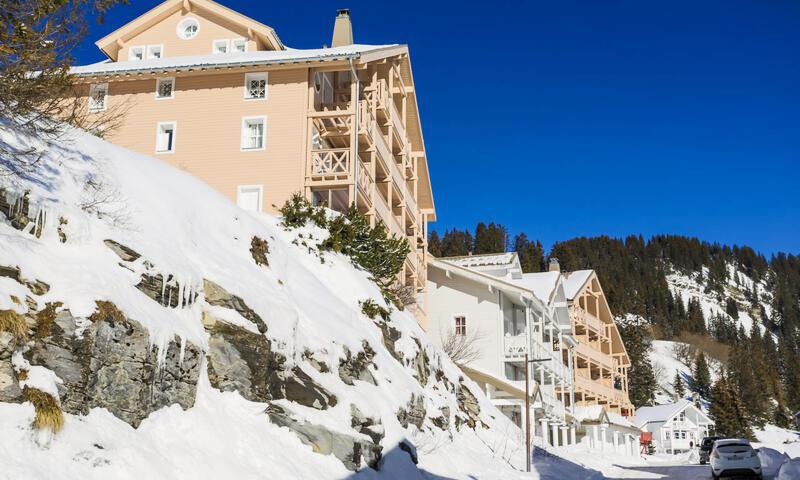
left=573, top=406, right=638, bottom=430
left=513, top=271, right=560, bottom=304
left=440, top=252, right=518, bottom=269
left=71, top=44, right=400, bottom=76
left=633, top=400, right=713, bottom=428
left=562, top=270, right=594, bottom=300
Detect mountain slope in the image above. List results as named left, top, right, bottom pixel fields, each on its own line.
left=0, top=121, right=545, bottom=480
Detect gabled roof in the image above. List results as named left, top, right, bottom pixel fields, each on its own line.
left=562, top=270, right=594, bottom=300
left=573, top=405, right=638, bottom=430
left=72, top=44, right=401, bottom=76
left=441, top=252, right=518, bottom=269
left=95, top=0, right=284, bottom=61
left=513, top=271, right=561, bottom=305
left=634, top=400, right=713, bottom=428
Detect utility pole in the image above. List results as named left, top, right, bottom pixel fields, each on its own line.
left=524, top=353, right=551, bottom=473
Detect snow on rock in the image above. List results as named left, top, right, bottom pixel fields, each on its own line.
left=0, top=121, right=567, bottom=479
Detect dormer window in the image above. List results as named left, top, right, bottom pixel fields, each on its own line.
left=177, top=18, right=199, bottom=40
left=244, top=72, right=267, bottom=100
left=129, top=46, right=144, bottom=61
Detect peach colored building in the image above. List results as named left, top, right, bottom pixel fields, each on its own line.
left=73, top=0, right=435, bottom=317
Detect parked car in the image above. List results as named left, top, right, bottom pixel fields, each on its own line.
left=710, top=438, right=762, bottom=480
left=700, top=436, right=724, bottom=464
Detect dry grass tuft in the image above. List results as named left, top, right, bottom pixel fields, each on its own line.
left=34, top=302, right=62, bottom=339
left=16, top=369, right=29, bottom=381
left=250, top=236, right=270, bottom=267
left=0, top=309, right=29, bottom=341
left=89, top=300, right=125, bottom=323
left=23, top=386, right=64, bottom=433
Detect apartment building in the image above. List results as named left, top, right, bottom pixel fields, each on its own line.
left=72, top=0, right=434, bottom=317
left=427, top=253, right=579, bottom=448
left=517, top=260, right=634, bottom=417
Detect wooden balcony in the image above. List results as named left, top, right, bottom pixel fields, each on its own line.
left=572, top=371, right=629, bottom=407
left=575, top=342, right=614, bottom=370
left=308, top=148, right=350, bottom=183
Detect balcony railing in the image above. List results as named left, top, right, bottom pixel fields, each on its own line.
left=309, top=148, right=350, bottom=180
left=356, top=157, right=373, bottom=203
left=504, top=334, right=528, bottom=360
left=574, top=371, right=628, bottom=406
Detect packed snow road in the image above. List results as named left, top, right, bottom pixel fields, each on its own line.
left=603, top=463, right=713, bottom=479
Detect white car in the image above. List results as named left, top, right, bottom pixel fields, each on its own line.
left=710, top=438, right=762, bottom=479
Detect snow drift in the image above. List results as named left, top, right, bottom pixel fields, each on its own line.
left=0, top=121, right=536, bottom=479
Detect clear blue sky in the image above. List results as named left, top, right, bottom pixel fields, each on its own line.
left=74, top=0, right=800, bottom=255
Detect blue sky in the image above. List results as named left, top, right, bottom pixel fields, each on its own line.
left=74, top=0, right=800, bottom=255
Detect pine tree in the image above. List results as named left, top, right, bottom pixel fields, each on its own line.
left=440, top=229, right=473, bottom=257
left=709, top=372, right=753, bottom=439
left=473, top=222, right=507, bottom=254
left=693, top=352, right=711, bottom=398
left=618, top=323, right=657, bottom=407
left=673, top=370, right=686, bottom=399
left=428, top=230, right=442, bottom=257
left=725, top=298, right=739, bottom=320
left=514, top=233, right=544, bottom=273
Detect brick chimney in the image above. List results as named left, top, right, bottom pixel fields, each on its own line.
left=548, top=258, right=560, bottom=272
left=331, top=9, right=353, bottom=47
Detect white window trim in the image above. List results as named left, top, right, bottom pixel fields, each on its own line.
left=177, top=18, right=200, bottom=40
left=155, top=121, right=177, bottom=154
left=88, top=83, right=108, bottom=112
left=128, top=45, right=145, bottom=61
left=146, top=44, right=164, bottom=59
left=155, top=77, right=175, bottom=100
left=232, top=37, right=248, bottom=52
left=237, top=184, right=263, bottom=212
left=212, top=39, right=230, bottom=54
left=243, top=72, right=268, bottom=100
left=240, top=115, right=267, bottom=151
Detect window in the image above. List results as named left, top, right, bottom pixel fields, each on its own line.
left=155, top=78, right=175, bottom=99
left=666, top=431, right=671, bottom=440
left=244, top=72, right=267, bottom=100
left=241, top=116, right=266, bottom=150
left=237, top=185, right=263, bottom=212
left=212, top=39, right=229, bottom=54
left=146, top=45, right=163, bottom=59
left=678, top=411, right=686, bottom=423
left=455, top=316, right=467, bottom=336
left=232, top=38, right=247, bottom=53
left=177, top=18, right=199, bottom=39
left=88, top=83, right=108, bottom=112
left=156, top=122, right=176, bottom=153
left=129, top=46, right=144, bottom=61
left=311, top=189, right=348, bottom=212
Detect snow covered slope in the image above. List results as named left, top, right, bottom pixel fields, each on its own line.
left=0, top=122, right=559, bottom=479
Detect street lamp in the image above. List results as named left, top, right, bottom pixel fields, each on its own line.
left=524, top=353, right=551, bottom=473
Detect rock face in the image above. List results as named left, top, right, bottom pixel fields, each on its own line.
left=267, top=404, right=382, bottom=471
left=205, top=316, right=336, bottom=409
left=25, top=303, right=202, bottom=428
left=339, top=342, right=377, bottom=386
left=0, top=331, right=23, bottom=402
left=397, top=394, right=426, bottom=429
left=455, top=381, right=481, bottom=429
left=204, top=279, right=268, bottom=334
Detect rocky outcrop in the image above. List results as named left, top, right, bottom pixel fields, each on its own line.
left=205, top=315, right=335, bottom=409
left=410, top=339, right=430, bottom=387
left=0, top=264, right=50, bottom=296
left=24, top=302, right=202, bottom=427
left=266, top=404, right=381, bottom=471
left=339, top=342, right=377, bottom=386
left=397, top=394, right=426, bottom=429
left=0, top=331, right=23, bottom=402
left=431, top=406, right=451, bottom=430
left=103, top=239, right=141, bottom=262
left=203, top=279, right=267, bottom=334
left=455, top=381, right=481, bottom=429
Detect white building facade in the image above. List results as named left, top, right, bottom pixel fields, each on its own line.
left=634, top=400, right=714, bottom=454
left=427, top=253, right=578, bottom=447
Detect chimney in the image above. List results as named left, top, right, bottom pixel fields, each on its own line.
left=331, top=9, right=353, bottom=47
left=548, top=258, right=560, bottom=272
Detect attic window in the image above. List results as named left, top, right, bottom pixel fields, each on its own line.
left=177, top=18, right=199, bottom=40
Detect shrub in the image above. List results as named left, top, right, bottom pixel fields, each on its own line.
left=35, top=302, right=62, bottom=339
left=23, top=386, right=64, bottom=433
left=360, top=299, right=389, bottom=321
left=0, top=309, right=29, bottom=342
left=278, top=193, right=326, bottom=229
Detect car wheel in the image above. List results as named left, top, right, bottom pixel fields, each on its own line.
left=711, top=474, right=718, bottom=480
left=700, top=460, right=706, bottom=465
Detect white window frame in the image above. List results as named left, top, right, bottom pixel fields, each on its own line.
left=128, top=46, right=145, bottom=61
left=155, top=77, right=175, bottom=100
left=240, top=116, right=267, bottom=151
left=454, top=315, right=467, bottom=336
left=155, top=121, right=177, bottom=154
left=244, top=72, right=268, bottom=100
left=146, top=44, right=164, bottom=60
left=212, top=39, right=230, bottom=54
left=237, top=184, right=263, bottom=212
left=177, top=18, right=200, bottom=40
left=232, top=37, right=247, bottom=53
left=88, top=83, right=108, bottom=112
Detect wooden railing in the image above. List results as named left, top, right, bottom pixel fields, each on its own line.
left=574, top=371, right=628, bottom=406
left=309, top=148, right=350, bottom=178
left=356, top=157, right=373, bottom=204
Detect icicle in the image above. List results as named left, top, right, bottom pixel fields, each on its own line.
left=179, top=337, right=186, bottom=364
